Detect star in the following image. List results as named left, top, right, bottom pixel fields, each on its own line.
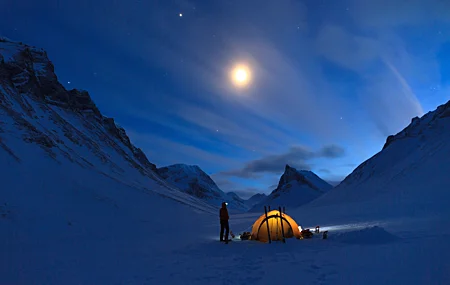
left=68, top=81, right=71, bottom=84
left=340, top=117, right=343, bottom=120
left=179, top=13, right=183, bottom=17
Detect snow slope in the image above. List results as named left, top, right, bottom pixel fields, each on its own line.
left=157, top=164, right=249, bottom=211
left=0, top=146, right=217, bottom=284
left=294, top=100, right=450, bottom=223
left=249, top=165, right=332, bottom=212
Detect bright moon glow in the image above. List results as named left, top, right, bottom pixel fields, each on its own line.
left=230, top=65, right=251, bottom=87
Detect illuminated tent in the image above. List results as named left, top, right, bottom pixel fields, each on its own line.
left=250, top=210, right=301, bottom=242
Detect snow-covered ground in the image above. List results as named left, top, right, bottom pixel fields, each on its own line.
left=2, top=198, right=448, bottom=284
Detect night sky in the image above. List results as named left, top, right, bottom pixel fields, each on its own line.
left=2, top=0, right=450, bottom=198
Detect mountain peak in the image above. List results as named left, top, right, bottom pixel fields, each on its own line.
left=249, top=168, right=332, bottom=212
left=0, top=38, right=157, bottom=174
left=0, top=40, right=103, bottom=117
left=156, top=164, right=249, bottom=211
left=278, top=165, right=317, bottom=191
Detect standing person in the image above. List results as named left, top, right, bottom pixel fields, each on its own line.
left=220, top=202, right=230, bottom=243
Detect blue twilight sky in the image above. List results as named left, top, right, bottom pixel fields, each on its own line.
left=2, top=0, right=450, bottom=198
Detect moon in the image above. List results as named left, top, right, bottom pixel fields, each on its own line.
left=230, top=64, right=251, bottom=88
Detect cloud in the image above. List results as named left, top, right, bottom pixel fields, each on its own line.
left=359, top=61, right=424, bottom=136
left=314, top=21, right=427, bottom=137
left=320, top=145, right=346, bottom=158
left=316, top=24, right=380, bottom=71
left=221, top=144, right=346, bottom=178
left=125, top=130, right=240, bottom=172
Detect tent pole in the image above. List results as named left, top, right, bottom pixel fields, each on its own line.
left=264, top=206, right=272, bottom=244
left=279, top=206, right=286, bottom=243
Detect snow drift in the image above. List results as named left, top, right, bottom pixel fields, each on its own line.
left=331, top=226, right=399, bottom=245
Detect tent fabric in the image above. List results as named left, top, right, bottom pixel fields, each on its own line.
left=250, top=210, right=301, bottom=242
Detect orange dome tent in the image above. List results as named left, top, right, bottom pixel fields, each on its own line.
left=250, top=209, right=301, bottom=242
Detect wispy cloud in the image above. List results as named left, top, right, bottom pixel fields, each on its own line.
left=221, top=144, right=346, bottom=178
left=347, top=0, right=450, bottom=28
left=314, top=21, right=427, bottom=137
left=125, top=130, right=241, bottom=172
left=358, top=61, right=424, bottom=136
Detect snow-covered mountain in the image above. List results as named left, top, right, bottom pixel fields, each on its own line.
left=297, top=99, right=450, bottom=222
left=245, top=193, right=267, bottom=207
left=226, top=191, right=247, bottom=206
left=249, top=165, right=332, bottom=212
left=157, top=164, right=249, bottom=211
left=0, top=38, right=217, bottom=213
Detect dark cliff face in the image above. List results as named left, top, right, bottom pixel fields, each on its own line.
left=0, top=42, right=100, bottom=115
left=0, top=38, right=156, bottom=173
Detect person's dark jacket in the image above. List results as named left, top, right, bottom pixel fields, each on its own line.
left=220, top=202, right=229, bottom=221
